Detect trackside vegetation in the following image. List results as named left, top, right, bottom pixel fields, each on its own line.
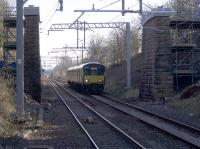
left=0, top=74, right=16, bottom=138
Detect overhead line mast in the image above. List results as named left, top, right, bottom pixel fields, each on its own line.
left=16, top=0, right=25, bottom=120
left=15, top=0, right=63, bottom=120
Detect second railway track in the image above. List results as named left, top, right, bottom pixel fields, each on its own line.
left=90, top=94, right=200, bottom=148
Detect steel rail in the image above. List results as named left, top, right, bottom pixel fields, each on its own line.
left=102, top=94, right=200, bottom=134
left=53, top=79, right=146, bottom=149
left=48, top=80, right=99, bottom=149
left=91, top=94, right=200, bottom=148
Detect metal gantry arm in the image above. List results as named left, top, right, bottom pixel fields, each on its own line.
left=49, top=21, right=126, bottom=51
left=84, top=22, right=125, bottom=29
left=49, top=47, right=88, bottom=53
left=49, top=22, right=126, bottom=31
left=53, top=46, right=89, bottom=50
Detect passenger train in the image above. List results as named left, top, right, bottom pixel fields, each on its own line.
left=67, top=62, right=105, bottom=93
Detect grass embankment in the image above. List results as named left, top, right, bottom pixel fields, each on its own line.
left=105, top=84, right=139, bottom=99
left=0, top=74, right=16, bottom=137
left=169, top=84, right=200, bottom=116
left=169, top=95, right=200, bottom=116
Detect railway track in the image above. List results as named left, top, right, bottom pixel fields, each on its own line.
left=90, top=94, right=200, bottom=148
left=55, top=79, right=199, bottom=148
left=49, top=80, right=98, bottom=148
left=50, top=79, right=146, bottom=149
left=58, top=78, right=200, bottom=143
left=102, top=94, right=200, bottom=133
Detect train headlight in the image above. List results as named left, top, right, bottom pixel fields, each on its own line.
left=98, top=80, right=103, bottom=82
left=85, top=79, right=88, bottom=83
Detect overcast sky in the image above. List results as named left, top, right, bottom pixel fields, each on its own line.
left=24, top=0, right=168, bottom=68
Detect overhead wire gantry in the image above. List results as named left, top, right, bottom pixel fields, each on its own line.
left=48, top=0, right=144, bottom=88
left=49, top=21, right=126, bottom=49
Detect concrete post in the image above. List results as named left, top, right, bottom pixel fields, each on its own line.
left=16, top=0, right=24, bottom=120
left=126, top=22, right=131, bottom=88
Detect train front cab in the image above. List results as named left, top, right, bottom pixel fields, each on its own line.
left=82, top=63, right=105, bottom=93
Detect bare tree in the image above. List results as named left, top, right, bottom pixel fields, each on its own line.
left=169, top=0, right=200, bottom=19
left=131, top=29, right=140, bottom=56
left=168, top=0, right=200, bottom=46
left=106, top=29, right=124, bottom=65
left=87, top=33, right=105, bottom=64
left=87, top=25, right=141, bottom=67
left=52, top=56, right=73, bottom=79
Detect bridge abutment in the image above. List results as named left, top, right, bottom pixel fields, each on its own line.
left=140, top=16, right=173, bottom=100
left=24, top=6, right=41, bottom=102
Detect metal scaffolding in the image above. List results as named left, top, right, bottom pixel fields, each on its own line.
left=171, top=20, right=200, bottom=91
left=2, top=0, right=16, bottom=63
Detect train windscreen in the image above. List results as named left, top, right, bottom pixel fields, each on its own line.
left=84, top=65, right=105, bottom=75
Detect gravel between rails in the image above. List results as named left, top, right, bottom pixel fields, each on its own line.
left=55, top=83, right=137, bottom=149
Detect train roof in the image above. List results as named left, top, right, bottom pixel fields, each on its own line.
left=67, top=62, right=104, bottom=71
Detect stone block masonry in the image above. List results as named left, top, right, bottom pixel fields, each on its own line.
left=24, top=7, right=41, bottom=102
left=140, top=16, right=173, bottom=100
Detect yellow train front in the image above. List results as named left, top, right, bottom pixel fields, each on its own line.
left=67, top=62, right=105, bottom=94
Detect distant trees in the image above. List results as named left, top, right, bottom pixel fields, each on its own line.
left=168, top=0, right=200, bottom=19
left=52, top=56, right=73, bottom=79
left=87, top=34, right=105, bottom=64
left=87, top=26, right=140, bottom=67
left=132, top=29, right=140, bottom=55
left=106, top=29, right=124, bottom=65
left=167, top=0, right=200, bottom=46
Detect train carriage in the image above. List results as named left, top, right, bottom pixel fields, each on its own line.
left=67, top=62, right=105, bottom=93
